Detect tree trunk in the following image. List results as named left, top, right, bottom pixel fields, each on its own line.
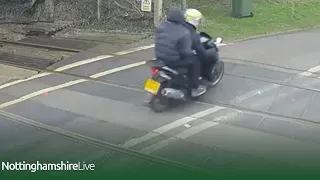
left=32, top=0, right=54, bottom=21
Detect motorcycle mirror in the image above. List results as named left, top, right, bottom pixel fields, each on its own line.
left=215, top=37, right=223, bottom=44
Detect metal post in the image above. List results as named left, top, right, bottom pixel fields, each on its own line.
left=181, top=0, right=187, bottom=10
left=154, top=0, right=163, bottom=28
left=97, top=0, right=101, bottom=20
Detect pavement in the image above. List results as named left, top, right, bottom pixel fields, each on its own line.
left=0, top=64, right=37, bottom=85
left=1, top=28, right=320, bottom=178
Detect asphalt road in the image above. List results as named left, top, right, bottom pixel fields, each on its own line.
left=1, top=28, right=320, bottom=178
left=0, top=115, right=202, bottom=178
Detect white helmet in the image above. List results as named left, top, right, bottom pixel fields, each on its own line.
left=184, top=8, right=203, bottom=28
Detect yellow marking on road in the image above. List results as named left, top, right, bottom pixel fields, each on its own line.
left=0, top=61, right=147, bottom=109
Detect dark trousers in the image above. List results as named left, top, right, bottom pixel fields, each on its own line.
left=200, top=58, right=216, bottom=80
left=166, top=56, right=201, bottom=89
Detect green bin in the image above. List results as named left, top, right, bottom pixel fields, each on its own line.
left=232, top=0, right=253, bottom=18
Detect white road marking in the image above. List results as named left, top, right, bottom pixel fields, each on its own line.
left=54, top=55, right=114, bottom=72
left=0, top=79, right=87, bottom=108
left=113, top=44, right=155, bottom=56
left=121, top=106, right=224, bottom=148
left=0, top=72, right=52, bottom=90
left=122, top=63, right=320, bottom=151
left=0, top=43, right=228, bottom=109
left=0, top=61, right=147, bottom=109
left=0, top=55, right=113, bottom=91
left=232, top=64, right=320, bottom=104
left=140, top=121, right=219, bottom=154
left=139, top=108, right=241, bottom=154
left=2, top=40, right=320, bottom=154
left=299, top=65, right=320, bottom=76
left=232, top=84, right=281, bottom=104
left=300, top=72, right=313, bottom=76
left=136, top=72, right=319, bottom=153
left=90, top=61, right=146, bottom=78
left=213, top=110, right=240, bottom=122
left=0, top=44, right=155, bottom=90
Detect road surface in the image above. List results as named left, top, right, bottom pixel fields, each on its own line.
left=1, top=28, right=320, bottom=178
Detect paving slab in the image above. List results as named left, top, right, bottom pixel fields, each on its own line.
left=0, top=64, right=37, bottom=85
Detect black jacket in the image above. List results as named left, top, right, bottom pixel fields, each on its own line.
left=154, top=8, right=193, bottom=62
left=183, top=22, right=219, bottom=62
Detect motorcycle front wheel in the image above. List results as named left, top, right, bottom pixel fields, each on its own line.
left=209, top=61, right=224, bottom=87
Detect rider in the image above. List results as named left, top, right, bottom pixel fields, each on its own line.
left=154, top=7, right=206, bottom=96
left=183, top=8, right=219, bottom=81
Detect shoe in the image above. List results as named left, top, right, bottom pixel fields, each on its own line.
left=191, top=85, right=206, bottom=97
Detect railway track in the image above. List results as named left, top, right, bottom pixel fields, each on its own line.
left=2, top=54, right=316, bottom=130
left=222, top=56, right=320, bottom=77
left=1, top=51, right=318, bottom=121
left=0, top=36, right=89, bottom=71
left=0, top=52, right=58, bottom=71
left=0, top=62, right=317, bottom=177
left=1, top=44, right=319, bottom=136
left=4, top=55, right=319, bottom=97
left=1, top=106, right=310, bottom=177
left=90, top=60, right=320, bottom=128
left=1, top=55, right=319, bottom=176
left=19, top=56, right=317, bottom=145
left=0, top=39, right=82, bottom=53
left=95, top=76, right=320, bottom=148
left=0, top=35, right=111, bottom=71
left=0, top=109, right=214, bottom=178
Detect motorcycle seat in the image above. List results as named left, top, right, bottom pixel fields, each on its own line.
left=152, top=60, right=188, bottom=75
left=152, top=60, right=166, bottom=68
left=174, top=68, right=188, bottom=74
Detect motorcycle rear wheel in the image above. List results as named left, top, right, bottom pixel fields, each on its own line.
left=150, top=95, right=169, bottom=113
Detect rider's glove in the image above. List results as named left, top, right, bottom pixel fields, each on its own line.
left=207, top=39, right=216, bottom=47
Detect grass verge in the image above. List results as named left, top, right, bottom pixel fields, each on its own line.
left=187, top=0, right=320, bottom=41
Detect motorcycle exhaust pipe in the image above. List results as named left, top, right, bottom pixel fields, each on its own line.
left=161, top=88, right=185, bottom=99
